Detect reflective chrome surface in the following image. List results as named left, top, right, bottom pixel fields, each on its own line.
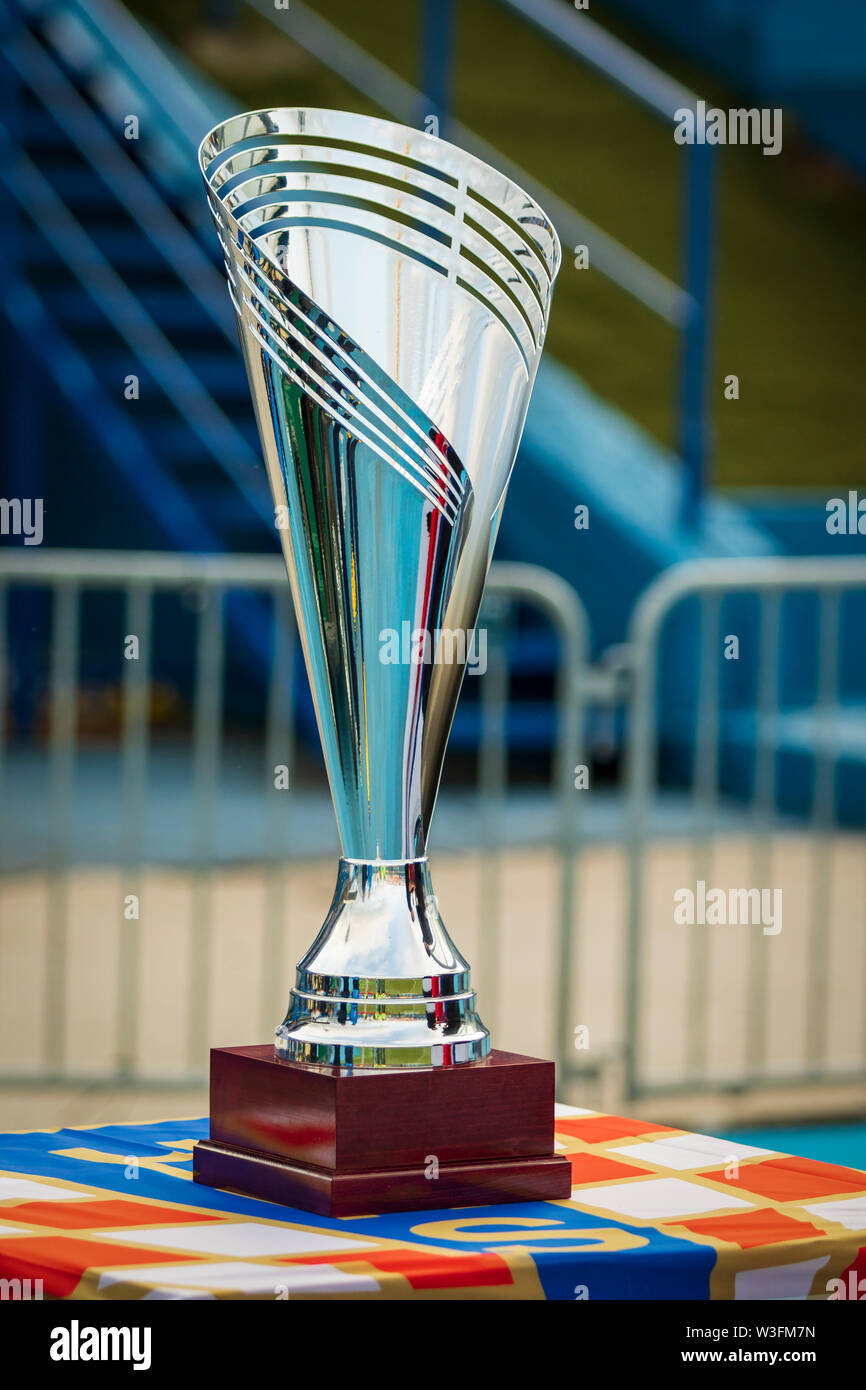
left=199, top=108, right=559, bottom=1065
left=279, top=858, right=488, bottom=1067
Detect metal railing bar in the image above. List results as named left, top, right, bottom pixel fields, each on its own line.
left=117, top=580, right=152, bottom=1075
left=0, top=550, right=287, bottom=586
left=478, top=595, right=509, bottom=1039
left=629, top=559, right=866, bottom=642
left=187, top=586, right=224, bottom=1070
left=497, top=0, right=699, bottom=123
left=552, top=642, right=586, bottom=1081
left=692, top=593, right=721, bottom=825
left=0, top=1071, right=212, bottom=1090
left=485, top=563, right=589, bottom=1082
left=630, top=1066, right=866, bottom=1102
left=45, top=580, right=79, bottom=1074
left=746, top=590, right=782, bottom=1078
left=419, top=0, right=454, bottom=134
left=678, top=140, right=716, bottom=524
left=262, top=588, right=295, bottom=1030
left=552, top=634, right=585, bottom=1079
left=623, top=596, right=658, bottom=1100
left=686, top=591, right=720, bottom=1082
left=805, top=588, right=840, bottom=1073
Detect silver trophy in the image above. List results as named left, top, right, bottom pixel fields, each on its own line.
left=199, top=109, right=559, bottom=1069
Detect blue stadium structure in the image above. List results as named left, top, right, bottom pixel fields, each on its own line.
left=607, top=0, right=866, bottom=180
left=1, top=0, right=864, bottom=816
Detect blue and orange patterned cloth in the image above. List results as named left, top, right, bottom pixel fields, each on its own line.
left=1, top=1106, right=864, bottom=1299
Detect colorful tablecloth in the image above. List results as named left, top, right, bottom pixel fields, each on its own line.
left=1, top=1106, right=865, bottom=1300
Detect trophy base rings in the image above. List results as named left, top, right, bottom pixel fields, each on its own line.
left=274, top=857, right=491, bottom=1070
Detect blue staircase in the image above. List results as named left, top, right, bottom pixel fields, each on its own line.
left=7, top=0, right=858, bottom=799
left=0, top=0, right=270, bottom=557
left=0, top=0, right=568, bottom=750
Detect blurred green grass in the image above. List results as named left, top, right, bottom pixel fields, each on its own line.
left=147, top=0, right=866, bottom=489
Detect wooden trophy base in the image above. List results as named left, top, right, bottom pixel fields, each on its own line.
left=193, top=1044, right=572, bottom=1217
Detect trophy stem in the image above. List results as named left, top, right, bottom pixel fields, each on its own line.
left=275, top=857, right=490, bottom=1068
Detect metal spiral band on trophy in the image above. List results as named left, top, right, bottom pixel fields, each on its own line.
left=199, top=109, right=559, bottom=1067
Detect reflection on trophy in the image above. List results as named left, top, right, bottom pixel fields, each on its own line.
left=193, top=108, right=571, bottom=1213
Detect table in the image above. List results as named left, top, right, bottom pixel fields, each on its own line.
left=1, top=1106, right=864, bottom=1299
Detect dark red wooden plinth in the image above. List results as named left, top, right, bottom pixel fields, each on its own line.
left=192, top=1044, right=572, bottom=1217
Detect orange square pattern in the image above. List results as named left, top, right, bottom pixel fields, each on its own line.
left=288, top=1248, right=513, bottom=1291
left=567, top=1152, right=654, bottom=1185
left=699, top=1156, right=866, bottom=1202
left=0, top=1198, right=223, bottom=1230
left=674, top=1208, right=825, bottom=1251
left=0, top=1235, right=203, bottom=1299
left=554, top=1116, right=676, bottom=1144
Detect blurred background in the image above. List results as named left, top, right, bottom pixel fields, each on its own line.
left=0, top=0, right=865, bottom=1165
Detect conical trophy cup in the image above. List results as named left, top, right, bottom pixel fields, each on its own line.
left=192, top=109, right=571, bottom=1214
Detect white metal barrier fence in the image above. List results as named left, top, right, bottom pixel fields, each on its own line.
left=2, top=550, right=864, bottom=1109
left=624, top=557, right=866, bottom=1103
left=0, top=550, right=592, bottom=1089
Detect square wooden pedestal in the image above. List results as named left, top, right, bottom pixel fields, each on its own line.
left=192, top=1044, right=572, bottom=1217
